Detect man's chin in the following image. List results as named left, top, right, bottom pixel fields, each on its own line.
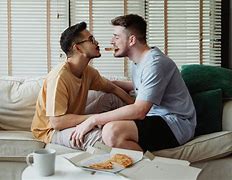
left=114, top=53, right=123, bottom=58
left=93, top=54, right=101, bottom=58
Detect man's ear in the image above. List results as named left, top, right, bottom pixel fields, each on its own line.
left=73, top=44, right=79, bottom=51
left=129, top=35, right=136, bottom=47
left=73, top=44, right=83, bottom=53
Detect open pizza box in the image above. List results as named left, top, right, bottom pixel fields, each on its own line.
left=65, top=141, right=143, bottom=174
left=65, top=142, right=201, bottom=179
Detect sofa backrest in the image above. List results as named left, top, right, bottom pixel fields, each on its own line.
left=0, top=76, right=43, bottom=131
left=0, top=75, right=231, bottom=133
left=181, top=64, right=232, bottom=135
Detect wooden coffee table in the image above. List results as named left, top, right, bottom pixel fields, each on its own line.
left=22, top=152, right=128, bottom=180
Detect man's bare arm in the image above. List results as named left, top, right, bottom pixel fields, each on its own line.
left=94, top=99, right=153, bottom=125
left=111, top=80, right=133, bottom=92
left=105, top=80, right=134, bottom=105
left=49, top=114, right=91, bottom=131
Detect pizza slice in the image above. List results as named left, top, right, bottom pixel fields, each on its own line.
left=89, top=160, right=113, bottom=170
left=110, top=154, right=133, bottom=168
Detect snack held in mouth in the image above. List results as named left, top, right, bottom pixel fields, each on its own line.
left=88, top=153, right=133, bottom=169
left=105, top=47, right=114, bottom=51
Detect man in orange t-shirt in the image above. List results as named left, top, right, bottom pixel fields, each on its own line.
left=31, top=22, right=134, bottom=150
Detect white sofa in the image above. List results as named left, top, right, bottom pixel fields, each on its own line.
left=0, top=76, right=232, bottom=180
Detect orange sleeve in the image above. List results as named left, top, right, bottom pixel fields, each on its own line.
left=88, top=66, right=109, bottom=92
left=46, top=76, right=68, bottom=116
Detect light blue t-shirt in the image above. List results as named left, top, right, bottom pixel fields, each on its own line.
left=132, top=47, right=196, bottom=145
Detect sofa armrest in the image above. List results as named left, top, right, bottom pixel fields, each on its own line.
left=0, top=76, right=44, bottom=131
left=222, top=100, right=232, bottom=131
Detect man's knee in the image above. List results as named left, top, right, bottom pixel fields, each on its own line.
left=102, top=122, right=123, bottom=147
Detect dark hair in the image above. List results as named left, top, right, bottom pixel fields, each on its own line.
left=60, top=22, right=87, bottom=56
left=111, top=14, right=147, bottom=44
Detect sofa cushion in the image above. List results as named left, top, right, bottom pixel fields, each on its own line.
left=181, top=64, right=232, bottom=99
left=45, top=143, right=80, bottom=155
left=192, top=89, right=223, bottom=136
left=0, top=131, right=45, bottom=161
left=191, top=156, right=232, bottom=180
left=153, top=131, right=232, bottom=163
left=222, top=101, right=232, bottom=131
left=0, top=76, right=43, bottom=131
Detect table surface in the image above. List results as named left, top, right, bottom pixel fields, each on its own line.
left=22, top=152, right=128, bottom=180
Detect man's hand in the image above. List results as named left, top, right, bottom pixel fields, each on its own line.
left=70, top=116, right=97, bottom=148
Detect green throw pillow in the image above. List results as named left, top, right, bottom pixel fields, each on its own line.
left=181, top=64, right=232, bottom=99
left=192, top=89, right=223, bottom=136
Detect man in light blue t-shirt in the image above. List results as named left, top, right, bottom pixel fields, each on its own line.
left=73, top=14, right=196, bottom=152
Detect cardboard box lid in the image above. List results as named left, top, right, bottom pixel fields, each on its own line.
left=66, top=142, right=143, bottom=173
left=65, top=142, right=201, bottom=180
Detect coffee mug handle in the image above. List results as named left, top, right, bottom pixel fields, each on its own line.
left=26, top=153, right=33, bottom=166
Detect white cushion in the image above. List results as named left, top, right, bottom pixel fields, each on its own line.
left=0, top=76, right=43, bottom=131
left=153, top=131, right=232, bottom=163
left=222, top=100, right=232, bottom=131
left=45, top=143, right=80, bottom=155
left=0, top=131, right=45, bottom=159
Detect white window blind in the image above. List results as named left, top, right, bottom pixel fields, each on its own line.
left=70, top=0, right=143, bottom=78
left=0, top=0, right=68, bottom=76
left=0, top=0, right=222, bottom=77
left=11, top=0, right=47, bottom=76
left=202, top=0, right=221, bottom=65
left=50, top=0, right=69, bottom=69
left=146, top=0, right=221, bottom=68
left=0, top=1, right=8, bottom=75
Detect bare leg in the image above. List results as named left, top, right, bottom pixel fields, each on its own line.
left=102, top=121, right=143, bottom=151
left=51, top=92, right=126, bottom=151
left=51, top=127, right=103, bottom=151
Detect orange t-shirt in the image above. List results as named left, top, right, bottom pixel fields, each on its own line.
left=31, top=62, right=109, bottom=143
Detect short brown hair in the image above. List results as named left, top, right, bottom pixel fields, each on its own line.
left=111, top=14, right=147, bottom=44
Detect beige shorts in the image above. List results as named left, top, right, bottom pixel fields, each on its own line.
left=51, top=127, right=102, bottom=151
left=51, top=92, right=125, bottom=151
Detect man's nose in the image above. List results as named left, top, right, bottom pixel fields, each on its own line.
left=111, top=38, right=114, bottom=44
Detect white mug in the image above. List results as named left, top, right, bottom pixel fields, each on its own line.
left=26, top=148, right=56, bottom=176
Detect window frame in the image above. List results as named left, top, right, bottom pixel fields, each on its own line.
left=221, top=0, right=230, bottom=68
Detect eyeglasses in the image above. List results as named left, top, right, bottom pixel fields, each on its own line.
left=76, top=36, right=98, bottom=45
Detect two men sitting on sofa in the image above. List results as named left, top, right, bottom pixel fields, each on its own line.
left=31, top=21, right=134, bottom=151
left=31, top=14, right=196, bottom=152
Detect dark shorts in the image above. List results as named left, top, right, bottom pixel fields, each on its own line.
left=134, top=116, right=179, bottom=152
